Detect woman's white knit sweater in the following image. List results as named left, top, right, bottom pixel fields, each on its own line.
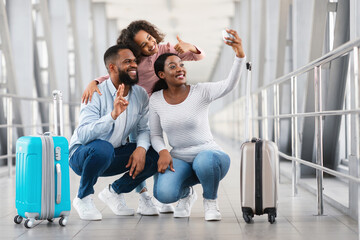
left=149, top=56, right=245, bottom=162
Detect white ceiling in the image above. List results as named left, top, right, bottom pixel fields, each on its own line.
left=95, top=0, right=236, bottom=83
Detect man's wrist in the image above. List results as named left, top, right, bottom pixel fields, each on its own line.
left=111, top=111, right=118, bottom=120
left=159, top=149, right=169, bottom=155
left=136, top=146, right=146, bottom=153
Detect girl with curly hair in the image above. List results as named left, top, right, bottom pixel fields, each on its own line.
left=82, top=20, right=204, bottom=100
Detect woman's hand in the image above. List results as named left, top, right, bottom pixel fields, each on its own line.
left=174, top=35, right=199, bottom=54
left=81, top=80, right=102, bottom=104
left=224, top=29, right=245, bottom=58
left=158, top=149, right=175, bottom=173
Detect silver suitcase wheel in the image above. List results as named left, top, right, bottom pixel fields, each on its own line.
left=24, top=218, right=36, bottom=228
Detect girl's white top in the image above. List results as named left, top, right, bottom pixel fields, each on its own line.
left=149, top=56, right=245, bottom=162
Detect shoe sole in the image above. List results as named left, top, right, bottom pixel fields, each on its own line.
left=137, top=207, right=159, bottom=216
left=205, top=216, right=222, bottom=221
left=140, top=212, right=160, bottom=216
left=173, top=212, right=190, bottom=218
left=79, top=216, right=102, bottom=221
left=113, top=210, right=135, bottom=216
left=159, top=206, right=175, bottom=213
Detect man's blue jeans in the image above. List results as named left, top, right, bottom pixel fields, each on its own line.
left=69, top=139, right=159, bottom=199
left=153, top=150, right=230, bottom=203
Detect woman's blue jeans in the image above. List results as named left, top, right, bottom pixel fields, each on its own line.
left=69, top=139, right=158, bottom=199
left=153, top=150, right=230, bottom=203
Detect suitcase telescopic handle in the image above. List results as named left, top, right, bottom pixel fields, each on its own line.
left=246, top=62, right=252, bottom=71
left=56, top=163, right=61, bottom=204
left=52, top=90, right=64, bottom=136
left=245, top=62, right=252, bottom=141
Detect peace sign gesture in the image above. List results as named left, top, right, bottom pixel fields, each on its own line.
left=111, top=84, right=129, bottom=120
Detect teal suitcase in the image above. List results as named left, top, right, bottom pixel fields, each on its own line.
left=14, top=91, right=70, bottom=228
left=14, top=135, right=71, bottom=228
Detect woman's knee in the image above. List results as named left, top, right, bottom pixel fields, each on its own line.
left=155, top=189, right=179, bottom=204
left=154, top=178, right=180, bottom=203
left=193, top=150, right=219, bottom=168
left=193, top=150, right=230, bottom=174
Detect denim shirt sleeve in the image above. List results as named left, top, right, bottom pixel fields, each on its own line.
left=75, top=93, right=115, bottom=145
left=135, top=90, right=150, bottom=151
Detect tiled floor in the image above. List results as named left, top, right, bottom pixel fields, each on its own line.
left=0, top=137, right=358, bottom=240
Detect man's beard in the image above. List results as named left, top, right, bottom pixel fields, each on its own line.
left=118, top=68, right=139, bottom=86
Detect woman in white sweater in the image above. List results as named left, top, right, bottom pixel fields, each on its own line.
left=149, top=29, right=245, bottom=221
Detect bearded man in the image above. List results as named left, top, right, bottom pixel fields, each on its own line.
left=69, top=44, right=158, bottom=221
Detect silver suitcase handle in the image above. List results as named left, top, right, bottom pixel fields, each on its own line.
left=56, top=163, right=61, bottom=204
left=52, top=90, right=64, bottom=136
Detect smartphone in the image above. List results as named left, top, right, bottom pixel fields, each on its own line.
left=222, top=30, right=234, bottom=42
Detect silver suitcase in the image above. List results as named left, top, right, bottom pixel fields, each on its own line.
left=240, top=138, right=278, bottom=223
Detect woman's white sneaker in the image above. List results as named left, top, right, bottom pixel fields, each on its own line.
left=153, top=198, right=175, bottom=213
left=173, top=187, right=197, bottom=218
left=136, top=191, right=159, bottom=216
left=98, top=185, right=135, bottom=216
left=203, top=199, right=221, bottom=221
left=72, top=195, right=102, bottom=221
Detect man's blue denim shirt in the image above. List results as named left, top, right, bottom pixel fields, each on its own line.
left=69, top=79, right=150, bottom=158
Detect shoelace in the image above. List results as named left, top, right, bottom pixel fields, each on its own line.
left=113, top=194, right=126, bottom=208
left=176, top=197, right=190, bottom=209
left=142, top=196, right=156, bottom=208
left=176, top=188, right=193, bottom=209
left=106, top=188, right=127, bottom=209
left=204, top=201, right=218, bottom=211
left=81, top=197, right=96, bottom=211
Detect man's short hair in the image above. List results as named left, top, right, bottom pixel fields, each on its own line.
left=103, top=44, right=133, bottom=70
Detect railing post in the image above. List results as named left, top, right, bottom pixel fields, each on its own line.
left=350, top=46, right=360, bottom=239
left=357, top=46, right=360, bottom=240
left=291, top=76, right=299, bottom=196
left=273, top=84, right=281, bottom=183
left=7, top=97, right=13, bottom=178
left=314, top=65, right=324, bottom=215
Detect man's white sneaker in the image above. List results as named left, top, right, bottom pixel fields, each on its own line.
left=204, top=199, right=221, bottom=221
left=173, top=187, right=197, bottom=218
left=98, top=185, right=135, bottom=216
left=72, top=195, right=102, bottom=221
left=136, top=192, right=159, bottom=216
left=153, top=198, right=175, bottom=213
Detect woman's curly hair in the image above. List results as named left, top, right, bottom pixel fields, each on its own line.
left=117, top=20, right=165, bottom=59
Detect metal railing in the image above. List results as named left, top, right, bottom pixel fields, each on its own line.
left=209, top=38, right=359, bottom=237
left=246, top=39, right=360, bottom=238
left=0, top=91, right=80, bottom=177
